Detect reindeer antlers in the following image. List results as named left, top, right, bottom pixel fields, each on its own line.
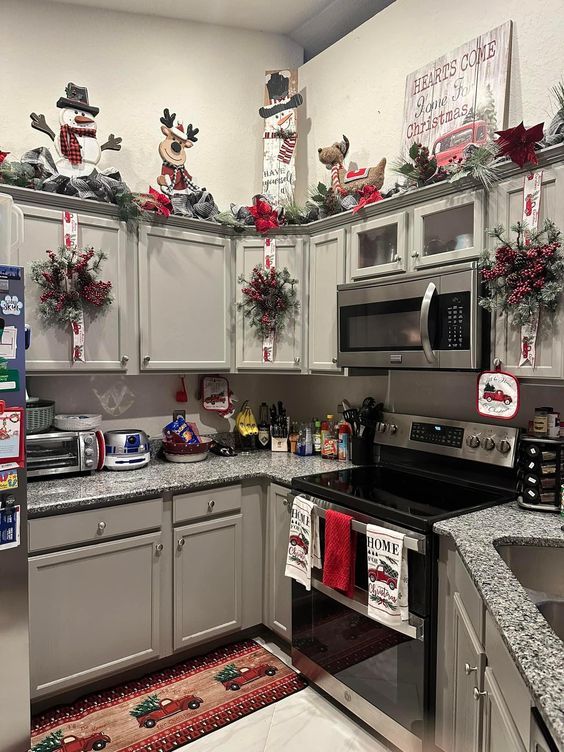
left=160, top=108, right=176, bottom=128
left=185, top=124, right=199, bottom=143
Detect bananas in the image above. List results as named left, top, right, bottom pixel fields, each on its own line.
left=236, top=401, right=259, bottom=437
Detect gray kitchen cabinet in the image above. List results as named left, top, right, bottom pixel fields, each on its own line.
left=491, top=166, right=564, bottom=378
left=236, top=236, right=304, bottom=370
left=173, top=514, right=242, bottom=650
left=308, top=228, right=345, bottom=372
left=10, top=204, right=132, bottom=372
left=264, top=483, right=292, bottom=641
left=29, top=531, right=162, bottom=698
left=138, top=224, right=232, bottom=370
left=350, top=212, right=408, bottom=279
left=481, top=666, right=527, bottom=752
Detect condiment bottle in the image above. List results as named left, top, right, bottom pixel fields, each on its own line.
left=313, top=419, right=322, bottom=454
left=338, top=418, right=352, bottom=461
left=257, top=402, right=271, bottom=450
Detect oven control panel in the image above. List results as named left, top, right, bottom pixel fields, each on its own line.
left=375, top=412, right=519, bottom=467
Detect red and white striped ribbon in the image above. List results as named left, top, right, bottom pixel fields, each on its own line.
left=518, top=171, right=543, bottom=368
left=62, top=210, right=85, bottom=363
left=263, top=238, right=276, bottom=362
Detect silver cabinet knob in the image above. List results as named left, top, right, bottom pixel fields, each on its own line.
left=473, top=687, right=487, bottom=701
left=143, top=355, right=151, bottom=363
left=121, top=354, right=129, bottom=366
left=294, top=356, right=301, bottom=365
left=177, top=537, right=185, bottom=550
left=393, top=254, right=402, bottom=263
left=498, top=439, right=512, bottom=454
left=465, top=663, right=478, bottom=676
left=97, top=521, right=106, bottom=533
left=207, top=499, right=215, bottom=511
left=331, top=357, right=338, bottom=364
left=411, top=252, right=420, bottom=258
left=155, top=543, right=164, bottom=553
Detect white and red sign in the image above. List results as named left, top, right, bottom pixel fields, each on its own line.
left=61, top=210, right=86, bottom=363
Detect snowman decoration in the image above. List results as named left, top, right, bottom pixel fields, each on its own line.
left=30, top=83, right=122, bottom=177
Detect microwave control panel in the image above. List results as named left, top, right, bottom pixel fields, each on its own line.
left=438, top=292, right=471, bottom=350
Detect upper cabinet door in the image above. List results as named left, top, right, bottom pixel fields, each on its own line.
left=350, top=212, right=408, bottom=280
left=309, top=229, right=345, bottom=372
left=411, top=190, right=485, bottom=270
left=236, top=236, right=304, bottom=371
left=139, top=225, right=232, bottom=371
left=11, top=204, right=130, bottom=372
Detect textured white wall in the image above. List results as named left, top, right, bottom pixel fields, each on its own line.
left=296, top=0, right=564, bottom=200
left=1, top=0, right=303, bottom=208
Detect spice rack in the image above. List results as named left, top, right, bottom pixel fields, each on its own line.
left=517, top=436, right=563, bottom=512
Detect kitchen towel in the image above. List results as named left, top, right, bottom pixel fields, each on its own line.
left=366, top=524, right=409, bottom=629
left=322, top=509, right=356, bottom=599
left=284, top=495, right=321, bottom=590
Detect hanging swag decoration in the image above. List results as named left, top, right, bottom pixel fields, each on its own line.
left=238, top=239, right=299, bottom=363
left=31, top=212, right=112, bottom=362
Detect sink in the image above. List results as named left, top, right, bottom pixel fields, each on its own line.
left=537, top=600, right=564, bottom=641
left=496, top=544, right=564, bottom=639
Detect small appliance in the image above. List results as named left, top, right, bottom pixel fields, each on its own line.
left=290, top=412, right=519, bottom=752
left=337, top=261, right=487, bottom=370
left=104, top=429, right=150, bottom=470
left=26, top=430, right=102, bottom=478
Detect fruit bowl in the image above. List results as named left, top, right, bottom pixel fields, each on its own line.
left=162, top=437, right=213, bottom=463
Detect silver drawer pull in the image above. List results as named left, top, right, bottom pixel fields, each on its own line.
left=208, top=499, right=215, bottom=511
left=473, top=687, right=487, bottom=701
left=465, top=663, right=478, bottom=676
left=121, top=354, right=129, bottom=366
left=177, top=537, right=185, bottom=549
left=155, top=543, right=164, bottom=553
left=97, top=521, right=107, bottom=533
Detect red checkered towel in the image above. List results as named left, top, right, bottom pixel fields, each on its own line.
left=322, top=509, right=356, bottom=598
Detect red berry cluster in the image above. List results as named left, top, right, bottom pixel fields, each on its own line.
left=481, top=240, right=561, bottom=305
left=81, top=280, right=112, bottom=307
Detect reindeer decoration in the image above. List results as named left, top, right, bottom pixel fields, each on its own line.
left=317, top=135, right=386, bottom=196
left=156, top=108, right=200, bottom=194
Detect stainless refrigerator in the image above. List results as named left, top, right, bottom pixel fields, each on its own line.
left=0, top=263, right=30, bottom=752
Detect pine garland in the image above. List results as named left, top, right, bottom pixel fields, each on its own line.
left=238, top=264, right=299, bottom=339
left=392, top=142, right=447, bottom=187
left=129, top=693, right=161, bottom=718
left=479, top=220, right=564, bottom=326
left=31, top=246, right=113, bottom=326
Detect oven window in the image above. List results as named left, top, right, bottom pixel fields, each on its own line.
left=339, top=296, right=438, bottom=352
left=27, top=438, right=80, bottom=470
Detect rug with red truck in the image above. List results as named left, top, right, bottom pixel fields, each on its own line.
left=31, top=640, right=306, bottom=752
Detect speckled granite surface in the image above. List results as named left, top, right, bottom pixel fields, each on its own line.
left=435, top=504, right=564, bottom=750
left=27, top=452, right=352, bottom=517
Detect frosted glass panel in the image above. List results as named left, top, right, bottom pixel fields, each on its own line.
left=422, top=204, right=474, bottom=256
left=358, top=223, right=398, bottom=268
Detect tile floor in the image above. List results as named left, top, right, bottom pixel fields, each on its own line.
left=184, top=639, right=390, bottom=751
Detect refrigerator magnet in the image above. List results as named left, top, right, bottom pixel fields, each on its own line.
left=0, top=470, right=18, bottom=491
left=0, top=405, right=24, bottom=464
left=0, top=505, right=20, bottom=550
left=0, top=326, right=17, bottom=360
left=0, top=369, right=19, bottom=392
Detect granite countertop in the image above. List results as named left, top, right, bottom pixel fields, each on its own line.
left=435, top=504, right=564, bottom=750
left=27, top=452, right=352, bottom=517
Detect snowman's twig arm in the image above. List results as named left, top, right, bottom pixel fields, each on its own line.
left=30, top=113, right=55, bottom=141
left=100, top=134, right=122, bottom=152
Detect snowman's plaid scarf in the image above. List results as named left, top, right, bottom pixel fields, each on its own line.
left=59, top=125, right=97, bottom=165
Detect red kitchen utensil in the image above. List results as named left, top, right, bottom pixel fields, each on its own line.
left=176, top=376, right=188, bottom=403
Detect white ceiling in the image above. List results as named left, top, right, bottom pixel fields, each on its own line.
left=45, top=0, right=395, bottom=59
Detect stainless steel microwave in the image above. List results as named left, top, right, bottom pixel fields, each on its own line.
left=337, top=262, right=486, bottom=370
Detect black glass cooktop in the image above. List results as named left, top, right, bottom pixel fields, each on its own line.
left=292, top=464, right=514, bottom=533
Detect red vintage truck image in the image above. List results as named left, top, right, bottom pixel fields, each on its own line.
left=483, top=389, right=512, bottom=405
left=368, top=565, right=397, bottom=590
left=432, top=120, right=488, bottom=167
left=215, top=662, right=278, bottom=691
left=289, top=533, right=309, bottom=553
left=130, top=692, right=203, bottom=728
left=35, top=732, right=111, bottom=752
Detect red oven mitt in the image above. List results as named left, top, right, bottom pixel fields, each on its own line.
left=322, top=509, right=357, bottom=598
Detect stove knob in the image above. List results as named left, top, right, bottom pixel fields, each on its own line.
left=466, top=435, right=480, bottom=448
left=498, top=439, right=512, bottom=454
left=482, top=436, right=495, bottom=451
left=376, top=422, right=387, bottom=433
left=388, top=424, right=398, bottom=434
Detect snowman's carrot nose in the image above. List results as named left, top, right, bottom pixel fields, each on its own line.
left=75, top=115, right=94, bottom=124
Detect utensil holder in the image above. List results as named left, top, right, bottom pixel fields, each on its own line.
left=351, top=436, right=374, bottom=466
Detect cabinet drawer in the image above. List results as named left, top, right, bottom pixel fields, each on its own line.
left=173, top=485, right=241, bottom=524
left=28, top=499, right=163, bottom=553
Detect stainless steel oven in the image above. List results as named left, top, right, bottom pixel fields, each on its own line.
left=337, top=262, right=486, bottom=370
left=26, top=430, right=99, bottom=478
left=290, top=494, right=430, bottom=752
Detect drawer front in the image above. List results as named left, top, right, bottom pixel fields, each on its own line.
left=28, top=498, right=163, bottom=553
left=173, top=485, right=241, bottom=524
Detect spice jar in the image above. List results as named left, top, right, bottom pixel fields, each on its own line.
left=533, top=408, right=549, bottom=437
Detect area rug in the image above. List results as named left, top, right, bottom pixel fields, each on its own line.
left=31, top=639, right=307, bottom=752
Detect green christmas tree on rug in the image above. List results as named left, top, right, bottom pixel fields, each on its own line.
left=32, top=730, right=64, bottom=752
left=129, top=693, right=161, bottom=718
left=214, top=663, right=241, bottom=683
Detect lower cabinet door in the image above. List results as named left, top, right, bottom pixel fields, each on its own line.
left=29, top=532, right=162, bottom=697
left=264, top=484, right=292, bottom=640
left=174, top=514, right=242, bottom=650
left=481, top=667, right=527, bottom=752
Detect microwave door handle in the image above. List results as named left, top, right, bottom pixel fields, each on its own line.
left=420, top=282, right=437, bottom=364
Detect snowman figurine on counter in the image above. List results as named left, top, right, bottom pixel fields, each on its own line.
left=30, top=83, right=122, bottom=177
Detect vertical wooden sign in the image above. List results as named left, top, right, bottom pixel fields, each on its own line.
left=259, top=69, right=303, bottom=205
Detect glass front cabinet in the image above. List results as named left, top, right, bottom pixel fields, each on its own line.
left=411, top=190, right=485, bottom=270
left=350, top=212, right=408, bottom=279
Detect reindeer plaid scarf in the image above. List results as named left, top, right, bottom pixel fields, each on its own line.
left=59, top=125, right=97, bottom=165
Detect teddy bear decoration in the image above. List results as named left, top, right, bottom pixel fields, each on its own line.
left=29, top=82, right=122, bottom=178
left=318, top=135, right=386, bottom=195
left=156, top=108, right=200, bottom=195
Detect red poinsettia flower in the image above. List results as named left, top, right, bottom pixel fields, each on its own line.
left=494, top=122, right=544, bottom=168
left=0, top=151, right=9, bottom=164
left=248, top=196, right=280, bottom=234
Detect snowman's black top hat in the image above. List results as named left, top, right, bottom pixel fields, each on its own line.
left=56, top=83, right=99, bottom=116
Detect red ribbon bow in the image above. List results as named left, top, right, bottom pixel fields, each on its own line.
left=137, top=187, right=172, bottom=217
left=352, top=185, right=383, bottom=214
left=248, top=196, right=280, bottom=234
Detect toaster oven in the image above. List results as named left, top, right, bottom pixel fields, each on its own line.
left=26, top=430, right=100, bottom=478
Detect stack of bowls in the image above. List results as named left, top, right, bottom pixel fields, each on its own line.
left=162, top=435, right=213, bottom=463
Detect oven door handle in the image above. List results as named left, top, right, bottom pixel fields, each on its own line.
left=311, top=577, right=425, bottom=641
left=420, top=281, right=437, bottom=364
